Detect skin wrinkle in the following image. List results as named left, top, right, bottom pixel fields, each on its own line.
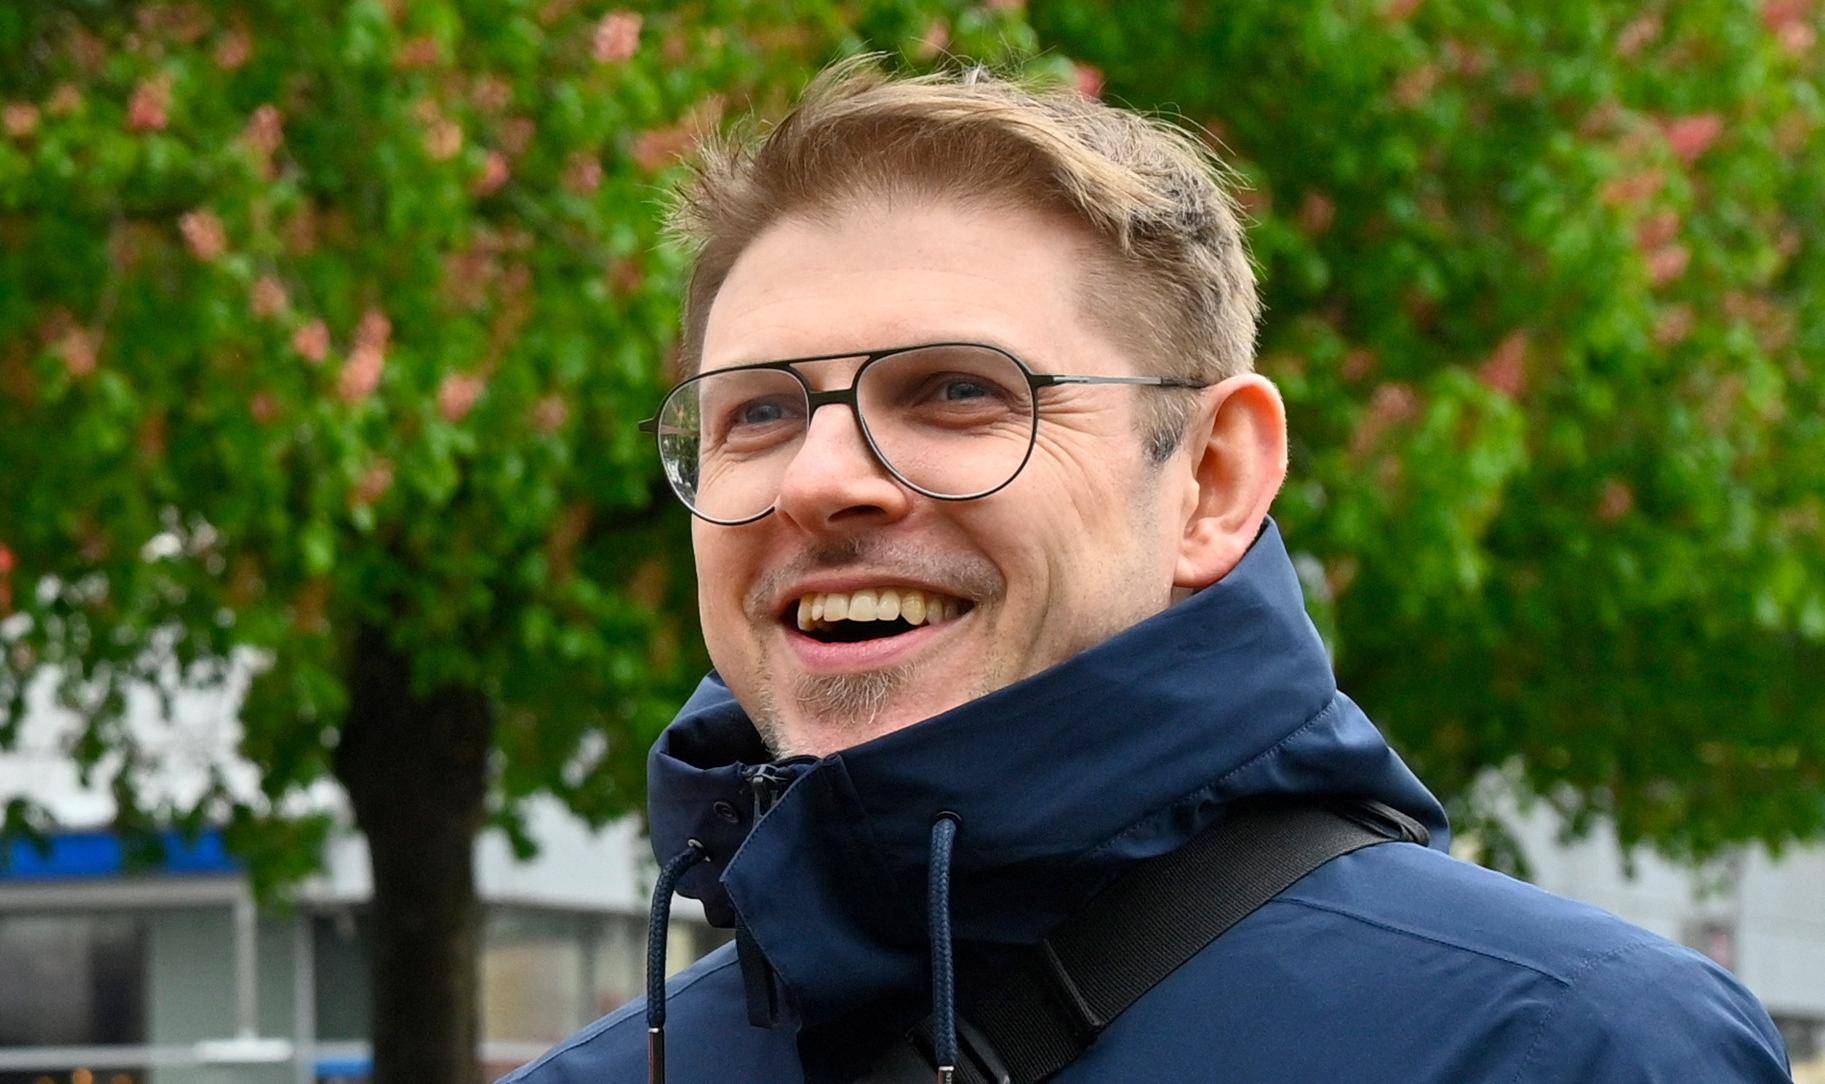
left=692, top=196, right=1283, bottom=757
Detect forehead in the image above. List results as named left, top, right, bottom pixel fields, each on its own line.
left=700, top=200, right=1102, bottom=374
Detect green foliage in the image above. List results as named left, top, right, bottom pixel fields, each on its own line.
left=0, top=0, right=1035, bottom=888
left=3, top=0, right=1822, bottom=891
left=1034, top=0, right=1825, bottom=865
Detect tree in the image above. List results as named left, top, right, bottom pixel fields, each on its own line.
left=0, top=2, right=1041, bottom=1079
left=1033, top=0, right=1825, bottom=867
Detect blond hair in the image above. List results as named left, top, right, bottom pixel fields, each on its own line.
left=663, top=53, right=1260, bottom=460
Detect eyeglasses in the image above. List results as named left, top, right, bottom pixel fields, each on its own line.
left=639, top=342, right=1208, bottom=525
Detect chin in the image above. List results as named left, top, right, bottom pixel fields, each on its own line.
left=771, top=687, right=960, bottom=758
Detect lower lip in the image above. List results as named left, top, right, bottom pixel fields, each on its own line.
left=782, top=613, right=967, bottom=674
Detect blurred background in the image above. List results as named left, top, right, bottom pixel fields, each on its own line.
left=1, top=0, right=1822, bottom=1081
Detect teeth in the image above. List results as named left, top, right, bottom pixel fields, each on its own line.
left=791, top=587, right=966, bottom=632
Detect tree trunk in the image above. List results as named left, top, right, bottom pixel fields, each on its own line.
left=334, top=624, right=493, bottom=1084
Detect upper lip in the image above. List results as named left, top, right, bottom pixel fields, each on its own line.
left=772, top=575, right=974, bottom=620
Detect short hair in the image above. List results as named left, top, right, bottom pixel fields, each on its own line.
left=662, top=53, right=1260, bottom=461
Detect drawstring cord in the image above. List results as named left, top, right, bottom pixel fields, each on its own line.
left=928, top=813, right=961, bottom=1084
left=647, top=838, right=709, bottom=1084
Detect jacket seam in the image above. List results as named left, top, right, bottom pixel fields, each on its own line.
left=1505, top=938, right=1670, bottom=1084
left=500, top=953, right=743, bottom=1081
left=1272, top=893, right=1575, bottom=983
left=1081, top=694, right=1343, bottom=864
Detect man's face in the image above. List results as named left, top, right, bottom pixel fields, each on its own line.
left=693, top=199, right=1188, bottom=757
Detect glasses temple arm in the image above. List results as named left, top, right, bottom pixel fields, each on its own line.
left=1031, top=375, right=1212, bottom=389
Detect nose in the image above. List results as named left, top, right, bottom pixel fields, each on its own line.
left=771, top=402, right=912, bottom=531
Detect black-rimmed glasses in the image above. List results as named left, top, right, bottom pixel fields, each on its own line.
left=639, top=342, right=1207, bottom=525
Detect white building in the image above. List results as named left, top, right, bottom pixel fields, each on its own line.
left=0, top=667, right=721, bottom=1084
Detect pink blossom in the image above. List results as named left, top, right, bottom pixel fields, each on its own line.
left=396, top=35, right=441, bottom=69
left=424, top=117, right=463, bottom=161
left=1350, top=382, right=1420, bottom=456
left=47, top=84, right=83, bottom=116
left=356, top=309, right=392, bottom=351
left=351, top=459, right=395, bottom=507
left=3, top=102, right=40, bottom=138
left=179, top=209, right=227, bottom=261
left=914, top=20, right=950, bottom=62
left=564, top=151, right=603, bottom=194
left=1506, top=69, right=1542, bottom=96
left=498, top=116, right=536, bottom=156
left=437, top=373, right=486, bottom=421
left=631, top=122, right=696, bottom=172
left=608, top=259, right=645, bottom=296
left=1340, top=348, right=1377, bottom=381
left=533, top=394, right=570, bottom=434
left=1777, top=20, right=1817, bottom=54
left=1763, top=0, right=1812, bottom=30
left=127, top=75, right=172, bottom=132
left=1383, top=0, right=1423, bottom=20
left=1442, top=39, right=1490, bottom=77
left=1597, top=479, right=1634, bottom=522
left=1663, top=113, right=1724, bottom=163
left=473, top=150, right=510, bottom=196
left=471, top=76, right=514, bottom=113
left=1634, top=210, right=1680, bottom=252
left=1653, top=304, right=1696, bottom=346
left=250, top=275, right=289, bottom=318
left=1392, top=63, right=1440, bottom=108
left=58, top=328, right=99, bottom=377
left=292, top=319, right=330, bottom=363
left=1646, top=243, right=1690, bottom=285
left=1600, top=169, right=1665, bottom=207
left=1297, top=191, right=1336, bottom=234
left=1616, top=14, right=1661, bottom=56
left=1477, top=331, right=1528, bottom=398
left=338, top=343, right=385, bottom=402
left=0, top=543, right=13, bottom=574
left=214, top=27, right=252, bottom=70
left=250, top=391, right=279, bottom=423
left=244, top=104, right=283, bottom=155
left=593, top=11, right=642, bottom=63
left=1073, top=63, right=1104, bottom=99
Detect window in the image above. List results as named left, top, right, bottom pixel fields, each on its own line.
left=0, top=913, right=147, bottom=1047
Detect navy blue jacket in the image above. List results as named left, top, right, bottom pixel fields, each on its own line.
left=503, top=522, right=1791, bottom=1082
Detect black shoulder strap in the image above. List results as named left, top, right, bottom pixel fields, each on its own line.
left=872, top=798, right=1429, bottom=1084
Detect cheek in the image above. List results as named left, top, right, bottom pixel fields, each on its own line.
left=692, top=529, right=750, bottom=635
left=1028, top=423, right=1147, bottom=534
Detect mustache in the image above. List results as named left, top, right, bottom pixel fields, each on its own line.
left=744, top=537, right=1004, bottom=618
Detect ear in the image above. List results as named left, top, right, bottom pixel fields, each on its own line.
left=1173, top=373, right=1288, bottom=590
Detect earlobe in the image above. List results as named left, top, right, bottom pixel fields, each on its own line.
left=1173, top=374, right=1288, bottom=590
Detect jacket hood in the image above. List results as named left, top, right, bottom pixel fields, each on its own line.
left=646, top=519, right=1448, bottom=1042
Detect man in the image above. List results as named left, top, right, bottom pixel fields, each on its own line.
left=505, top=56, right=1791, bottom=1083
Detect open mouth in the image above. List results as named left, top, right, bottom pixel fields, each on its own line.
left=788, top=588, right=973, bottom=645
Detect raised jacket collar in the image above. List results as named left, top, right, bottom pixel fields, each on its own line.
left=647, top=520, right=1448, bottom=1055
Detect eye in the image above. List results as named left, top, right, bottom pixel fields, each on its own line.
left=736, top=398, right=789, bottom=425
left=937, top=378, right=996, bottom=402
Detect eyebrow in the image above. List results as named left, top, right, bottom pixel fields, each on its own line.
left=701, top=336, right=1038, bottom=374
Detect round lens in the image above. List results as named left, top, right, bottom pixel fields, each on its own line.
left=657, top=366, right=807, bottom=523
left=857, top=345, right=1036, bottom=499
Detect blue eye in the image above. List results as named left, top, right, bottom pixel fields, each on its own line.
left=939, top=379, right=994, bottom=401
left=737, top=399, right=788, bottom=425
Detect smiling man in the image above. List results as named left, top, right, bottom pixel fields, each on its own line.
left=503, top=58, right=1789, bottom=1084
